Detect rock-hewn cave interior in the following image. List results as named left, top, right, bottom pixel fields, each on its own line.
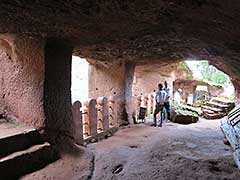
left=1, top=1, right=240, bottom=179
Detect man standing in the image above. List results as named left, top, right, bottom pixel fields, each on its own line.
left=163, top=81, right=171, bottom=121
left=152, top=83, right=166, bottom=127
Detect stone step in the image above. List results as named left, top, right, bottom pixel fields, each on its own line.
left=202, top=109, right=215, bottom=114
left=0, top=129, right=43, bottom=159
left=202, top=105, right=222, bottom=112
left=207, top=101, right=229, bottom=109
left=0, top=142, right=58, bottom=180
left=203, top=112, right=225, bottom=119
left=171, top=112, right=199, bottom=124
left=211, top=97, right=233, bottom=105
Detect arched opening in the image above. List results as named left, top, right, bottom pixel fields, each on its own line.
left=71, top=56, right=89, bottom=103
left=132, top=60, right=235, bottom=124
left=185, top=60, right=234, bottom=98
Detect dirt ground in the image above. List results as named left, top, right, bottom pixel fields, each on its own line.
left=22, top=118, right=240, bottom=180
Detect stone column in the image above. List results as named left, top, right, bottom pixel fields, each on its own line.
left=135, top=95, right=142, bottom=121
left=150, top=94, right=154, bottom=114
left=83, top=102, right=90, bottom=137
left=109, top=96, right=116, bottom=126
left=72, top=101, right=83, bottom=145
left=88, top=99, right=98, bottom=137
left=136, top=95, right=142, bottom=111
left=124, top=63, right=136, bottom=124
left=98, top=97, right=109, bottom=131
left=97, top=104, right=103, bottom=131
left=144, top=94, right=149, bottom=116
left=44, top=39, right=73, bottom=148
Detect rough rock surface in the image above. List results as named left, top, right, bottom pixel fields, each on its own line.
left=0, top=34, right=45, bottom=128
left=133, top=62, right=191, bottom=96
left=0, top=1, right=239, bottom=72
left=88, top=61, right=127, bottom=125
left=173, top=79, right=224, bottom=102
left=0, top=2, right=240, bottom=71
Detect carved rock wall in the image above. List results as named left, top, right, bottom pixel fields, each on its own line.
left=133, top=62, right=190, bottom=97
left=88, top=61, right=126, bottom=126
left=173, top=79, right=224, bottom=103
left=0, top=34, right=45, bottom=128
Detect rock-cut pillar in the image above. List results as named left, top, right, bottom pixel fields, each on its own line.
left=124, top=63, right=136, bottom=124
left=44, top=39, right=73, bottom=148
left=88, top=99, right=98, bottom=137
left=98, top=97, right=109, bottom=131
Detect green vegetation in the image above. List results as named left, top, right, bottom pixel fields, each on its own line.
left=185, top=61, right=231, bottom=86
left=179, top=62, right=193, bottom=80
left=197, top=61, right=230, bottom=85
left=172, top=102, right=202, bottom=117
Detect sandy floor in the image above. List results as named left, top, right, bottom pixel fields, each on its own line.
left=22, top=118, right=240, bottom=180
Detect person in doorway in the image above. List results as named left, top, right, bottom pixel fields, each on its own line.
left=173, top=88, right=183, bottom=104
left=163, top=81, right=171, bottom=121
left=152, top=83, right=167, bottom=127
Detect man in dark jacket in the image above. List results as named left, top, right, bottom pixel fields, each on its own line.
left=163, top=81, right=171, bottom=121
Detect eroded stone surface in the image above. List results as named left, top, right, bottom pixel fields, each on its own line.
left=133, top=62, right=191, bottom=96
left=44, top=39, right=74, bottom=147
left=0, top=1, right=239, bottom=77
left=0, top=34, right=45, bottom=128
left=88, top=61, right=126, bottom=125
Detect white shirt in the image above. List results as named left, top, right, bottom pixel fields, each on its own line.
left=155, top=90, right=167, bottom=105
left=174, top=91, right=182, bottom=103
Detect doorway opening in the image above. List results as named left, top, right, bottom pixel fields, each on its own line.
left=185, top=60, right=234, bottom=99
left=71, top=56, right=89, bottom=103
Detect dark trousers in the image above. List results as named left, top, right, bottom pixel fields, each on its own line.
left=153, top=104, right=164, bottom=126
left=164, top=102, right=170, bottom=120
